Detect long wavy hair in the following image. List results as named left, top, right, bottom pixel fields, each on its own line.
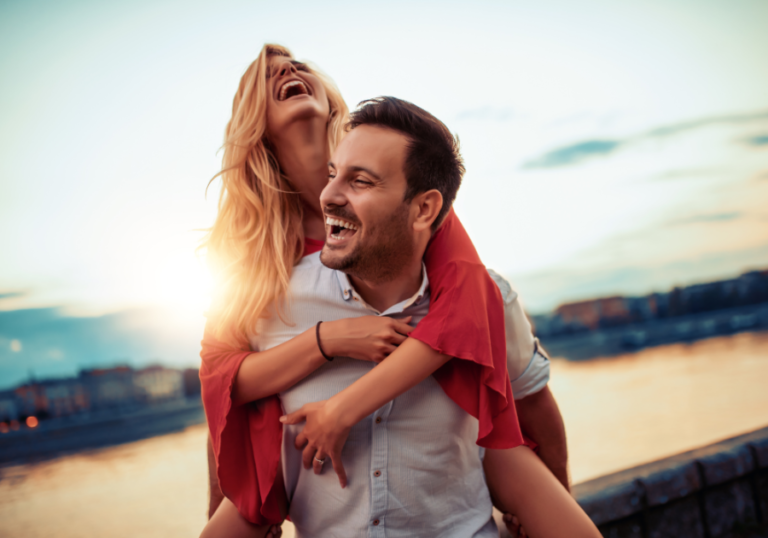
left=203, top=44, right=348, bottom=345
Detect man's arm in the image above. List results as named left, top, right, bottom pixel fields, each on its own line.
left=487, top=269, right=569, bottom=489
left=207, top=434, right=225, bottom=519
left=515, top=385, right=569, bottom=490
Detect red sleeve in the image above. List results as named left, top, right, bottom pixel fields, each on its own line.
left=410, top=210, right=524, bottom=449
left=199, top=320, right=283, bottom=525
left=199, top=238, right=323, bottom=525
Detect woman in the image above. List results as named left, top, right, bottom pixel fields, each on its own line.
left=199, top=44, right=599, bottom=537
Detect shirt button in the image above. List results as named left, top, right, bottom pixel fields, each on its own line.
left=373, top=519, right=380, bottom=526
left=375, top=417, right=382, bottom=424
left=373, top=470, right=381, bottom=477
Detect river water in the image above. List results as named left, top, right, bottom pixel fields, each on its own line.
left=2, top=332, right=767, bottom=537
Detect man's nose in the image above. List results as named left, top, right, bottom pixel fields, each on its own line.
left=275, top=60, right=297, bottom=79
left=320, top=175, right=347, bottom=210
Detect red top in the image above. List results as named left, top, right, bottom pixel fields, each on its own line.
left=199, top=210, right=523, bottom=525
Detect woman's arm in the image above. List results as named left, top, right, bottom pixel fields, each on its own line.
left=281, top=338, right=450, bottom=487
left=484, top=446, right=600, bottom=538
left=230, top=316, right=414, bottom=405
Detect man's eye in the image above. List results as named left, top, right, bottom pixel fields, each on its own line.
left=354, top=179, right=372, bottom=186
left=328, top=173, right=336, bottom=181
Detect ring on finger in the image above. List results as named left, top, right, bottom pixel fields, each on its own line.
left=314, top=456, right=326, bottom=465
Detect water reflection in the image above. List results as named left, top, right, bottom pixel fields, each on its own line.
left=553, top=331, right=768, bottom=483
left=1, top=332, right=767, bottom=537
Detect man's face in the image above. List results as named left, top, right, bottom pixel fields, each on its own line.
left=319, top=124, right=415, bottom=282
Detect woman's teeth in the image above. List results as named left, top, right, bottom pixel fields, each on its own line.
left=278, top=80, right=309, bottom=101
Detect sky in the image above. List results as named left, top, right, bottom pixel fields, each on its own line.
left=1, top=0, right=767, bottom=387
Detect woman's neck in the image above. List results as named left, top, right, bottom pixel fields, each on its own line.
left=272, top=119, right=330, bottom=241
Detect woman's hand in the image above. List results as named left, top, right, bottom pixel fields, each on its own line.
left=503, top=514, right=527, bottom=538
left=319, top=316, right=414, bottom=363
left=280, top=399, right=352, bottom=488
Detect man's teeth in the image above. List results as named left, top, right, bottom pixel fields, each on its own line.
left=325, top=217, right=358, bottom=231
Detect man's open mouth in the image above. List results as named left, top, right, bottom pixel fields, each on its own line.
left=278, top=80, right=309, bottom=101
left=326, top=216, right=358, bottom=241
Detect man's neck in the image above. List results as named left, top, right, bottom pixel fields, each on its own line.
left=349, top=258, right=424, bottom=314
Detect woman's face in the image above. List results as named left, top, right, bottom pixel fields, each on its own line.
left=265, top=55, right=330, bottom=139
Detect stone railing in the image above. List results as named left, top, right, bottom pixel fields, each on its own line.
left=571, top=426, right=768, bottom=538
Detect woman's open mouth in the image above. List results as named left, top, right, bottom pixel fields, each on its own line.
left=278, top=80, right=310, bottom=101
left=326, top=216, right=358, bottom=242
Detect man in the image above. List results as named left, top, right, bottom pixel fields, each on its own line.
left=208, top=97, right=569, bottom=536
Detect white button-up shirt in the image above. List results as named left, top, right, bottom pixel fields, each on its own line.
left=249, top=253, right=547, bottom=538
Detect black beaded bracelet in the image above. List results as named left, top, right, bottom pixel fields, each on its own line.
left=316, top=321, right=334, bottom=361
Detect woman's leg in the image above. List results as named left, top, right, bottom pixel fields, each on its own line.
left=200, top=497, right=281, bottom=538
left=484, top=446, right=601, bottom=538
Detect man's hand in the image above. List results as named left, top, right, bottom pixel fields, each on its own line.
left=280, top=399, right=351, bottom=488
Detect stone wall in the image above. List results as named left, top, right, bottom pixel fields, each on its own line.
left=571, top=426, right=768, bottom=538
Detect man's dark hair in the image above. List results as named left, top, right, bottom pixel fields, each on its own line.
left=347, top=96, right=465, bottom=229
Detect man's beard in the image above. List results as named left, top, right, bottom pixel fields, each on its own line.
left=321, top=203, right=415, bottom=283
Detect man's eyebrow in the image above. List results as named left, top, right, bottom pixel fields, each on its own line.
left=348, top=165, right=382, bottom=180
left=327, top=162, right=382, bottom=180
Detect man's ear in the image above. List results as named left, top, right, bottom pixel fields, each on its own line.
left=412, top=190, right=443, bottom=232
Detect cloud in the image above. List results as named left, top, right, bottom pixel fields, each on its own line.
left=746, top=134, right=768, bottom=146
left=667, top=212, right=743, bottom=227
left=644, top=110, right=768, bottom=138
left=524, top=109, right=768, bottom=169
left=0, top=291, right=25, bottom=301
left=523, top=139, right=622, bottom=168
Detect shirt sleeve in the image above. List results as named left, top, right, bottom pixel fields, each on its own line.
left=198, top=319, right=284, bottom=525
left=510, top=349, right=551, bottom=400
left=486, top=269, right=551, bottom=399
left=410, top=210, right=524, bottom=449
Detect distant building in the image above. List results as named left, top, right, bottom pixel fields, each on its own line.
left=555, top=296, right=630, bottom=331
left=182, top=368, right=202, bottom=398
left=133, top=366, right=184, bottom=403
left=532, top=268, right=768, bottom=339
left=79, top=366, right=136, bottom=409
left=40, top=379, right=89, bottom=417
left=0, top=392, right=19, bottom=422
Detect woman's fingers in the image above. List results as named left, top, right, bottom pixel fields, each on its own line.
left=301, top=444, right=317, bottom=470
left=279, top=409, right=307, bottom=425
left=313, top=451, right=328, bottom=475
left=387, top=331, right=408, bottom=345
left=390, top=316, right=414, bottom=335
left=330, top=451, right=348, bottom=488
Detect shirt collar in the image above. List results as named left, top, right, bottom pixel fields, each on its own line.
left=335, top=264, right=429, bottom=316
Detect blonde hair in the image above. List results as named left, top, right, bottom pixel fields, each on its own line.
left=203, top=44, right=348, bottom=345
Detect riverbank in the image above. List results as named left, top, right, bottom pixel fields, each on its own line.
left=542, top=303, right=768, bottom=361
left=0, top=398, right=205, bottom=465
